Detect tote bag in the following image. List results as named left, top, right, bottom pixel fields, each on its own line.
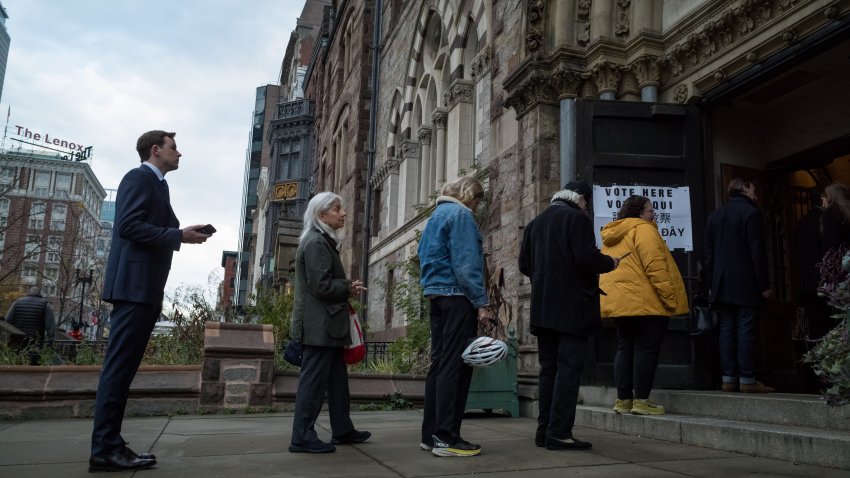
left=343, top=303, right=366, bottom=364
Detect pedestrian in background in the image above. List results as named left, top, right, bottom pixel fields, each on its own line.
left=90, top=130, right=212, bottom=472
left=599, top=195, right=688, bottom=416
left=4, top=286, right=55, bottom=365
left=418, top=176, right=491, bottom=457
left=289, top=192, right=370, bottom=454
left=704, top=178, right=773, bottom=393
left=518, top=181, right=619, bottom=451
left=820, top=181, right=850, bottom=251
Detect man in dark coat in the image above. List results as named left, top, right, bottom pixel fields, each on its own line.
left=518, top=181, right=618, bottom=451
left=704, top=178, right=773, bottom=393
left=89, top=131, right=211, bottom=472
left=4, top=286, right=55, bottom=364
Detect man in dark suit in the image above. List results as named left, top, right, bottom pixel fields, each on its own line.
left=704, top=178, right=773, bottom=394
left=518, top=181, right=618, bottom=451
left=89, top=131, right=211, bottom=472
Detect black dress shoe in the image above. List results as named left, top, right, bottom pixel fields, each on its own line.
left=89, top=447, right=156, bottom=472
left=545, top=436, right=592, bottom=450
left=331, top=429, right=371, bottom=445
left=124, top=446, right=156, bottom=461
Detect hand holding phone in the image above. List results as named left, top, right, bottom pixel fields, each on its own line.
left=198, top=224, right=217, bottom=235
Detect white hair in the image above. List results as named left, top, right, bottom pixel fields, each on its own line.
left=301, top=192, right=343, bottom=242
left=551, top=189, right=582, bottom=204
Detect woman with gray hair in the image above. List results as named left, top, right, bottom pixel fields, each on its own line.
left=289, top=192, right=369, bottom=453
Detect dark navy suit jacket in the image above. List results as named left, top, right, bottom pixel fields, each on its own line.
left=102, top=165, right=182, bottom=305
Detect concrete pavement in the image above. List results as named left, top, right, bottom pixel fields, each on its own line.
left=1, top=410, right=847, bottom=477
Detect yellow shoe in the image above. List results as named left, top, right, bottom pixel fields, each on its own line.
left=631, top=399, right=665, bottom=415
left=612, top=399, right=633, bottom=414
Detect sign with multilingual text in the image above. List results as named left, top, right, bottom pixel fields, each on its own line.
left=592, top=184, right=693, bottom=251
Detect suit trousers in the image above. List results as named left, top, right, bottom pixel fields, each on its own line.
left=291, top=345, right=355, bottom=445
left=613, top=316, right=669, bottom=400
left=536, top=330, right=587, bottom=440
left=91, top=301, right=160, bottom=456
left=421, top=296, right=477, bottom=446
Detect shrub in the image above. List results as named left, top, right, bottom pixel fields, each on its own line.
left=804, top=246, right=850, bottom=406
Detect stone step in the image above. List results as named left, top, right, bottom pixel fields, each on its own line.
left=575, top=405, right=850, bottom=470
left=579, top=386, right=850, bottom=431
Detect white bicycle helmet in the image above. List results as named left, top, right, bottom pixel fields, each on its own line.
left=462, top=337, right=508, bottom=367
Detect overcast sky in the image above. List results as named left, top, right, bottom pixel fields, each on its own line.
left=1, top=0, right=299, bottom=300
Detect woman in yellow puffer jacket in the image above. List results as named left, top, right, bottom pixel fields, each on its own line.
left=599, top=195, right=689, bottom=416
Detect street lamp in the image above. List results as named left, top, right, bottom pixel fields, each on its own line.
left=76, top=268, right=94, bottom=335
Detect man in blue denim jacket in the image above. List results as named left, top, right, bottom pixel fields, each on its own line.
left=418, top=177, right=492, bottom=457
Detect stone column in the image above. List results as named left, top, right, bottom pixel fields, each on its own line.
left=631, top=56, right=661, bottom=102
left=398, top=140, right=419, bottom=222
left=443, top=79, right=475, bottom=179
left=593, top=62, right=622, bottom=100
left=418, top=126, right=433, bottom=203
left=432, top=108, right=448, bottom=187
left=200, top=322, right=275, bottom=411
left=554, top=67, right=583, bottom=185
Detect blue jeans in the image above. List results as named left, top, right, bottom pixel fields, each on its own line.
left=717, top=304, right=758, bottom=385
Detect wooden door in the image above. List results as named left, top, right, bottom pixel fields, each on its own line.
left=575, top=99, right=712, bottom=389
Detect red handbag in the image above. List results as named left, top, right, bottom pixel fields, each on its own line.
left=343, top=303, right=366, bottom=364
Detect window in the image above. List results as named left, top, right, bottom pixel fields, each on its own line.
left=50, top=204, right=67, bottom=231
left=42, top=283, right=57, bottom=297
left=277, top=141, right=301, bottom=181
left=43, top=267, right=58, bottom=297
left=25, top=234, right=41, bottom=262
left=0, top=198, right=8, bottom=227
left=21, top=265, right=37, bottom=284
left=96, top=238, right=107, bottom=257
left=34, top=170, right=50, bottom=197
left=29, top=202, right=46, bottom=229
left=46, top=236, right=62, bottom=263
left=0, top=165, right=14, bottom=184
left=54, top=173, right=72, bottom=199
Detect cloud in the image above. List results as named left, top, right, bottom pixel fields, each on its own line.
left=2, top=0, right=298, bottom=294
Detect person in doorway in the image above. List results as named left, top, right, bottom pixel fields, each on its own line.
left=289, top=192, right=370, bottom=454
left=90, top=131, right=212, bottom=472
left=704, top=178, right=774, bottom=393
left=599, top=196, right=689, bottom=415
left=821, top=181, right=850, bottom=251
left=418, top=176, right=492, bottom=457
left=4, top=286, right=55, bottom=365
left=518, top=181, right=619, bottom=450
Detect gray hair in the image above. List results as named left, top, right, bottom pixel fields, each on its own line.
left=551, top=189, right=582, bottom=204
left=301, top=191, right=343, bottom=242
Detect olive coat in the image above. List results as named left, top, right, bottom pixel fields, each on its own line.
left=599, top=218, right=689, bottom=318
left=291, top=229, right=352, bottom=347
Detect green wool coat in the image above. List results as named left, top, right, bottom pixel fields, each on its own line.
left=290, top=228, right=352, bottom=347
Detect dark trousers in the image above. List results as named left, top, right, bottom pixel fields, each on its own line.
left=717, top=304, right=758, bottom=383
left=613, top=316, right=669, bottom=400
left=91, top=301, right=159, bottom=456
left=291, top=345, right=354, bottom=445
left=421, top=296, right=477, bottom=445
left=536, top=331, right=586, bottom=440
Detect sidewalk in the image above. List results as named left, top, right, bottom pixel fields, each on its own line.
left=1, top=410, right=846, bottom=477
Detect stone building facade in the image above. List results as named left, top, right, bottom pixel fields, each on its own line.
left=363, top=0, right=850, bottom=398
left=301, top=0, right=374, bottom=281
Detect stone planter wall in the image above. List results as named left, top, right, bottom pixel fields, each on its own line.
left=0, top=365, right=201, bottom=419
